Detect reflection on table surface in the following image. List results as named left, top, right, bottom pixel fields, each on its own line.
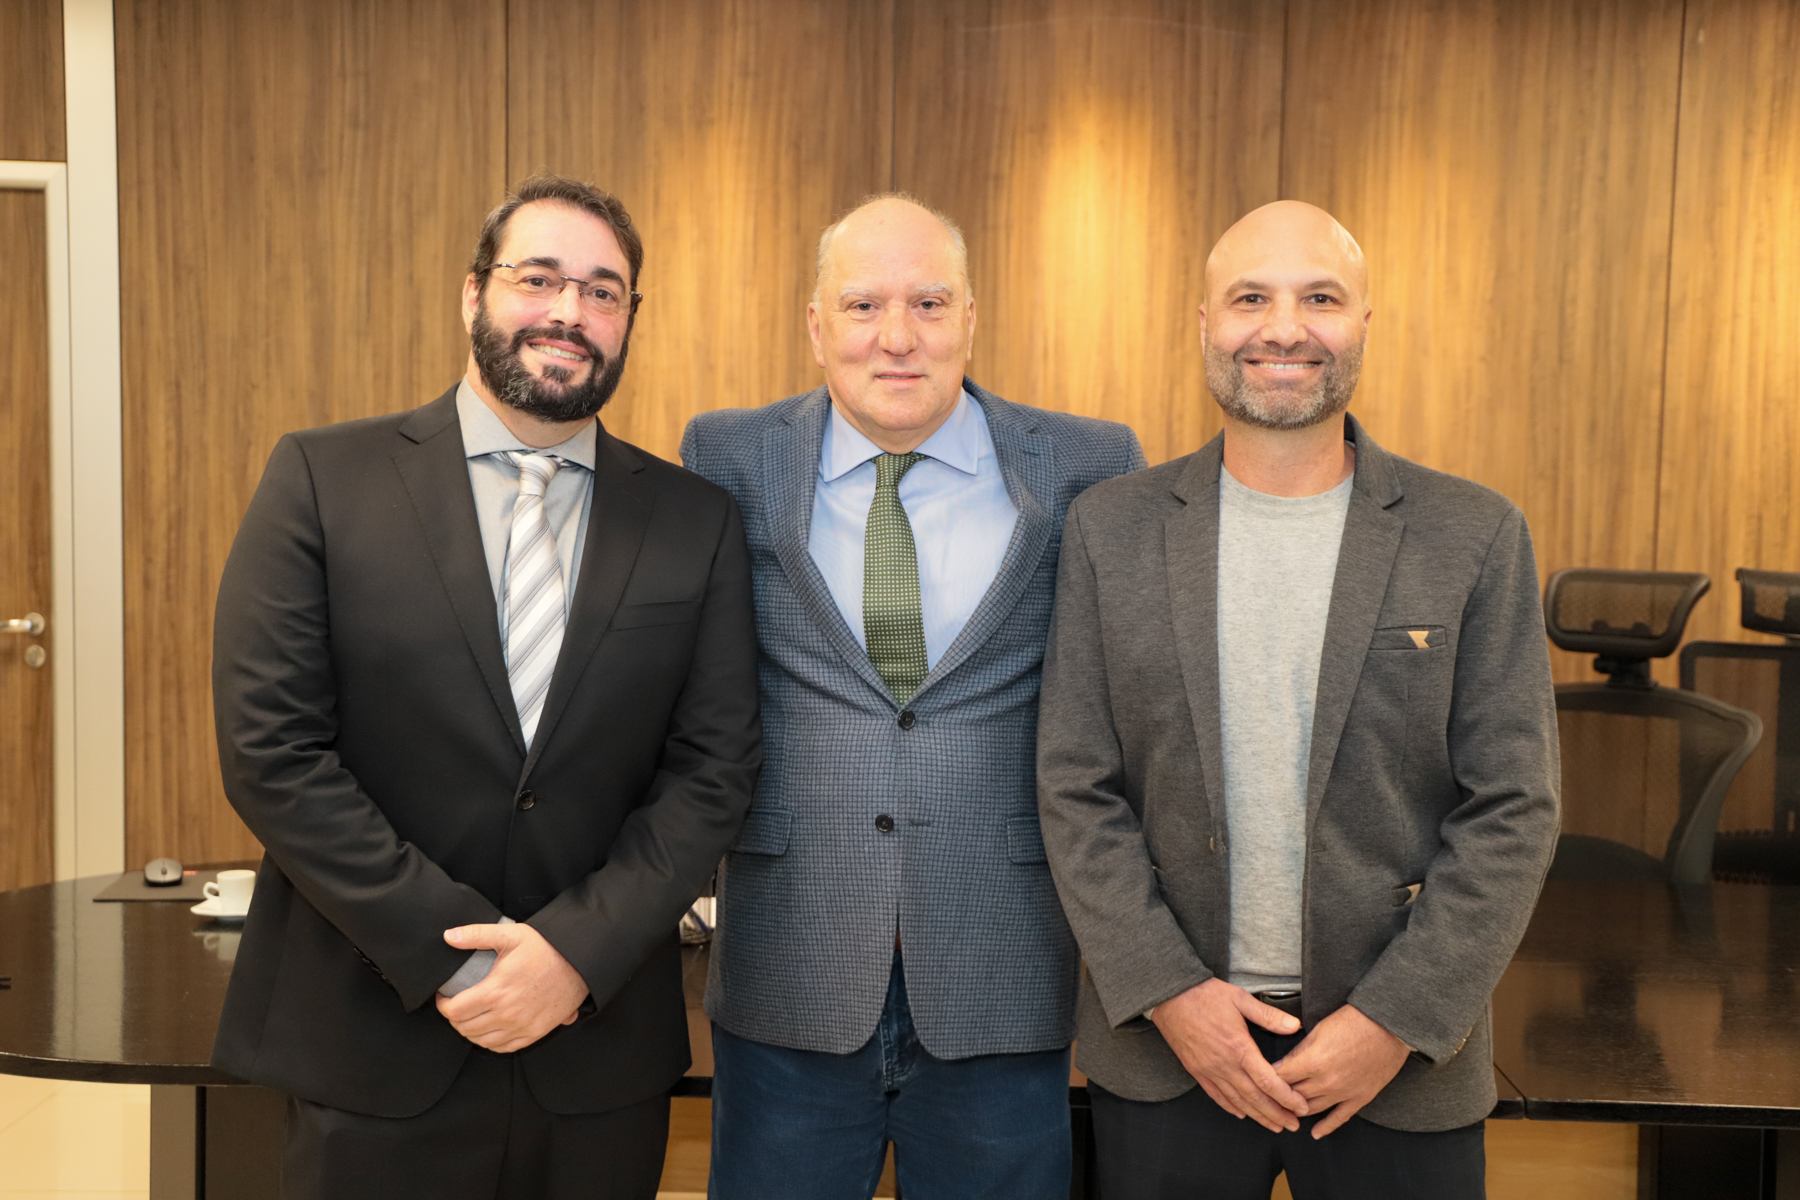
left=0, top=868, right=253, bottom=1084
left=1493, top=879, right=1800, bottom=1124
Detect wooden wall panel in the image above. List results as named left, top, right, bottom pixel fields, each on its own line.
left=507, top=0, right=893, bottom=462
left=892, top=0, right=1287, bottom=466
left=0, top=189, right=55, bottom=892
left=0, top=0, right=65, bottom=161
left=1281, top=0, right=1686, bottom=684
left=1656, top=0, right=1800, bottom=650
left=116, top=0, right=508, bottom=864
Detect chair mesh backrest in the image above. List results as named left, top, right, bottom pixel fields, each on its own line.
left=1682, top=643, right=1800, bottom=843
left=1739, top=569, right=1800, bottom=638
left=1544, top=569, right=1710, bottom=659
left=1557, top=692, right=1755, bottom=868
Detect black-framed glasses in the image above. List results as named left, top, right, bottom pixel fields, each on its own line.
left=483, top=263, right=642, bottom=317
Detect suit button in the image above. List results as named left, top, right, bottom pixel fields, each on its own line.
left=898, top=710, right=916, bottom=730
left=875, top=814, right=895, bottom=833
left=516, top=790, right=536, bottom=811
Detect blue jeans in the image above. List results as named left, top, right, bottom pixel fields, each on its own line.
left=709, top=953, right=1071, bottom=1200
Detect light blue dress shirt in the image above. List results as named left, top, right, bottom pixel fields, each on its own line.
left=808, top=390, right=1019, bottom=668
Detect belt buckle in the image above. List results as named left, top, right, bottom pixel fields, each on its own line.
left=1257, top=989, right=1304, bottom=1023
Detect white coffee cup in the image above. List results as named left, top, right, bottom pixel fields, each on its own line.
left=204, top=869, right=256, bottom=915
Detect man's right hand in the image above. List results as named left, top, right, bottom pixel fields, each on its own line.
left=1150, top=978, right=1309, bottom=1132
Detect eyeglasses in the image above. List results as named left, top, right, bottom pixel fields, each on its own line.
left=483, top=263, right=642, bottom=317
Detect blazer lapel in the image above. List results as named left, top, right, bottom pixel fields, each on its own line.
left=914, top=381, right=1053, bottom=698
left=764, top=388, right=893, bottom=701
left=391, top=388, right=525, bottom=755
left=1303, top=414, right=1406, bottom=832
left=1165, top=436, right=1228, bottom=832
left=522, top=426, right=653, bottom=779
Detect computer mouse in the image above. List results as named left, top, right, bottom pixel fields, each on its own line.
left=143, top=857, right=184, bottom=886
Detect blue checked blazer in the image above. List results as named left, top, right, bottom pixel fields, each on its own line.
left=682, top=380, right=1144, bottom=1058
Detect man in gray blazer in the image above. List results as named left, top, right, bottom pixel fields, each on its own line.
left=1038, top=201, right=1559, bottom=1199
left=683, top=195, right=1143, bottom=1199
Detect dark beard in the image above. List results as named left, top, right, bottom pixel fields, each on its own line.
left=1204, top=336, right=1362, bottom=431
left=470, top=303, right=630, bottom=423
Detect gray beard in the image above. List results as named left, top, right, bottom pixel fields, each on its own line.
left=1205, top=337, right=1362, bottom=430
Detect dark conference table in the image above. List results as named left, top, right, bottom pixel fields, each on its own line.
left=2, top=870, right=1797, bottom=1198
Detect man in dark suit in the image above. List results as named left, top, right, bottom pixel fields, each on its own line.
left=210, top=175, right=761, bottom=1199
left=1038, top=202, right=1560, bottom=1199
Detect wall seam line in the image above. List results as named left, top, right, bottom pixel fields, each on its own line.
left=1651, top=0, right=1691, bottom=574
left=1277, top=0, right=1292, bottom=197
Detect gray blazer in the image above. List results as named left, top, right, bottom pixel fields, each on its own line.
left=1037, top=416, right=1559, bottom=1132
left=683, top=381, right=1144, bottom=1058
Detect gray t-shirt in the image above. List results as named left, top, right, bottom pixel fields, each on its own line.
left=1217, top=463, right=1353, bottom=992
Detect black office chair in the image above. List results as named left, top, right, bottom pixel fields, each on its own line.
left=1544, top=569, right=1763, bottom=886
left=1679, top=569, right=1800, bottom=882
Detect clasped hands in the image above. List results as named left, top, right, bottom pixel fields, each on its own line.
left=433, top=923, right=590, bottom=1054
left=1150, top=978, right=1410, bottom=1137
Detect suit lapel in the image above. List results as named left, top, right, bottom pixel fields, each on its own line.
left=391, top=389, right=525, bottom=755
left=913, top=382, right=1053, bottom=697
left=1303, top=415, right=1406, bottom=831
left=1165, top=437, right=1228, bottom=830
left=765, top=389, right=894, bottom=701
left=522, top=426, right=653, bottom=778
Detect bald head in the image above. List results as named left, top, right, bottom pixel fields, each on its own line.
left=815, top=194, right=970, bottom=302
left=1200, top=201, right=1370, bottom=433
left=1204, top=200, right=1367, bottom=308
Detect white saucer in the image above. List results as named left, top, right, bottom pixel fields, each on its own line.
left=191, top=898, right=248, bottom=923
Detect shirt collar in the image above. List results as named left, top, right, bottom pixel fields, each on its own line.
left=819, top=388, right=987, bottom=483
left=455, top=378, right=597, bottom=471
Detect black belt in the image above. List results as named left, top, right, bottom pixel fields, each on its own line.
left=1256, top=990, right=1304, bottom=1022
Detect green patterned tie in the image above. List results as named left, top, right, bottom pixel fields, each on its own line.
left=864, top=452, right=929, bottom=704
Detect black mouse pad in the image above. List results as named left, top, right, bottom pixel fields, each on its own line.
left=92, top=869, right=220, bottom=902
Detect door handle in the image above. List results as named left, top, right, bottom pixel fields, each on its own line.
left=3, top=613, right=45, bottom=636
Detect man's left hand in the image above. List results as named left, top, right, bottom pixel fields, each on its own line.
left=434, top=923, right=589, bottom=1053
left=1271, top=1004, right=1410, bottom=1138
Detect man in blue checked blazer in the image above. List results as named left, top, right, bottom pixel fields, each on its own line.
left=683, top=195, right=1144, bottom=1199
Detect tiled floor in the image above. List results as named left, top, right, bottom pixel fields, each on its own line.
left=0, top=1074, right=149, bottom=1199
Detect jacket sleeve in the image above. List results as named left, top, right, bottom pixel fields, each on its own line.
left=1346, top=506, right=1562, bottom=1062
left=213, top=434, right=502, bottom=1012
left=1038, top=501, right=1213, bottom=1026
left=528, top=493, right=763, bottom=1013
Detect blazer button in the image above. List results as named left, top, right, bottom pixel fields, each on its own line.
left=897, top=710, right=916, bottom=730
left=875, top=814, right=895, bottom=833
left=516, top=790, right=536, bottom=811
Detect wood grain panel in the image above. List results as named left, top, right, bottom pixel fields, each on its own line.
left=507, top=0, right=893, bottom=462
left=0, top=189, right=55, bottom=892
left=893, top=0, right=1286, bottom=466
left=1656, top=1, right=1800, bottom=653
left=1281, top=0, right=1685, bottom=684
left=0, top=0, right=65, bottom=162
left=116, top=0, right=508, bottom=864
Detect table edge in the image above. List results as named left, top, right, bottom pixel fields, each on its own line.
left=0, top=1050, right=246, bottom=1087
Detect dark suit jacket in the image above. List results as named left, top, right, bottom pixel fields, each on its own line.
left=210, top=385, right=761, bottom=1118
left=1037, top=416, right=1559, bottom=1132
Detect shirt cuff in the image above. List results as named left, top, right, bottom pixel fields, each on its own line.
left=436, top=915, right=515, bottom=997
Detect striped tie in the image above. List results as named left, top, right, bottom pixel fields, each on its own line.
left=502, top=452, right=566, bottom=748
